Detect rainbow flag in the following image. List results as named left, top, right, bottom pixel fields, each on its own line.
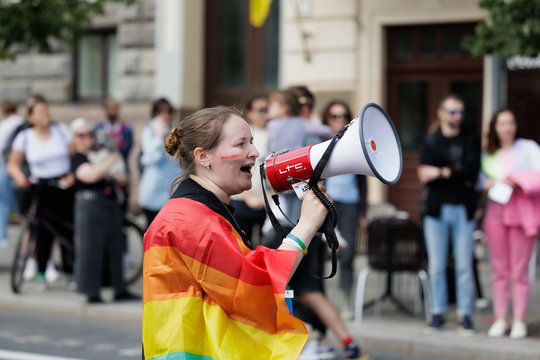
left=142, top=198, right=307, bottom=359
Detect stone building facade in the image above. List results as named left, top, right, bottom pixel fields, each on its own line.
left=1, top=0, right=539, bottom=215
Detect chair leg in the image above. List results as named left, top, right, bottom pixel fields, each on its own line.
left=414, top=274, right=421, bottom=315
left=417, top=269, right=431, bottom=324
left=354, top=267, right=371, bottom=324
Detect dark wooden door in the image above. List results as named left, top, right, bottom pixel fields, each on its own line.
left=386, top=23, right=483, bottom=221
left=205, top=0, right=280, bottom=108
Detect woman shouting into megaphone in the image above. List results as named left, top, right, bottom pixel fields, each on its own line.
left=141, top=106, right=329, bottom=360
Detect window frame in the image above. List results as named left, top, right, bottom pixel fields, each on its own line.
left=72, top=28, right=117, bottom=102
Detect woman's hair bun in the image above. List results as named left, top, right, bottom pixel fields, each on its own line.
left=164, top=127, right=183, bottom=157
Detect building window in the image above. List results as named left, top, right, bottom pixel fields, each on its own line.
left=74, top=30, right=117, bottom=101
left=205, top=0, right=280, bottom=106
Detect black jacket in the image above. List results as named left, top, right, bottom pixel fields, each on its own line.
left=419, top=127, right=481, bottom=219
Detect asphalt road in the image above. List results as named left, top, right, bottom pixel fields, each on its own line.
left=0, top=309, right=140, bottom=360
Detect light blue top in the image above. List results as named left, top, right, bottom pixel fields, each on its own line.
left=326, top=174, right=359, bottom=204
left=138, top=118, right=182, bottom=211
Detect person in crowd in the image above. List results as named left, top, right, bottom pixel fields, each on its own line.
left=0, top=101, right=24, bottom=247
left=94, top=97, right=133, bottom=164
left=479, top=109, right=540, bottom=339
left=264, top=87, right=365, bottom=359
left=137, top=98, right=182, bottom=227
left=321, top=100, right=368, bottom=305
left=3, top=94, right=46, bottom=216
left=418, top=94, right=481, bottom=334
left=70, top=118, right=140, bottom=304
left=94, top=97, right=133, bottom=212
left=230, top=94, right=269, bottom=242
left=142, top=106, right=328, bottom=359
left=287, top=85, right=315, bottom=121
left=7, top=98, right=76, bottom=289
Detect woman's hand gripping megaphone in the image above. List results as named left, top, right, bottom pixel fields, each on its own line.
left=297, top=181, right=330, bottom=234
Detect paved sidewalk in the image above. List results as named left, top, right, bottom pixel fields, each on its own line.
left=1, top=223, right=540, bottom=360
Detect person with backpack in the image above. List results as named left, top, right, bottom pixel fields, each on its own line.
left=7, top=98, right=75, bottom=290
left=0, top=101, right=24, bottom=247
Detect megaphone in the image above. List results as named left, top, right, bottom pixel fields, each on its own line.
left=264, top=103, right=403, bottom=193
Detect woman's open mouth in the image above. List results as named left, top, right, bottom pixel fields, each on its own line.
left=240, top=164, right=254, bottom=173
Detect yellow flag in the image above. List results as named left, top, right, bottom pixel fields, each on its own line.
left=249, top=0, right=272, bottom=28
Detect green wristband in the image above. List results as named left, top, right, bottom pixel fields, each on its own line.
left=287, top=233, right=307, bottom=254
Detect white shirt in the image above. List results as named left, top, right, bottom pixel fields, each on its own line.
left=12, top=123, right=73, bottom=179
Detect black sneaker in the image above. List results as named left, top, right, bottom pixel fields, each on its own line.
left=426, top=313, right=445, bottom=332
left=87, top=295, right=104, bottom=304
left=457, top=315, right=475, bottom=336
left=114, top=291, right=141, bottom=302
left=343, top=341, right=361, bottom=359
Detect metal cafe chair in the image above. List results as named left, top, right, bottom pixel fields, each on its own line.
left=354, top=214, right=431, bottom=325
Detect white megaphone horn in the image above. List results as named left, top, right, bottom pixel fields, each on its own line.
left=264, top=103, right=403, bottom=194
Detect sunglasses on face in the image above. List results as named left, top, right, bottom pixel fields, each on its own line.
left=329, top=113, right=348, bottom=120
left=445, top=109, right=465, bottom=117
left=253, top=107, right=268, bottom=114
left=76, top=132, right=93, bottom=139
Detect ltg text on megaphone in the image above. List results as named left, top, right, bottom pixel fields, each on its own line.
left=263, top=103, right=403, bottom=198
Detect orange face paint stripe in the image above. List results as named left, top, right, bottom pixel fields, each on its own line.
left=219, top=154, right=243, bottom=161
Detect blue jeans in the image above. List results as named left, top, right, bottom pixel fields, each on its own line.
left=0, top=163, right=15, bottom=240
left=424, top=204, right=475, bottom=316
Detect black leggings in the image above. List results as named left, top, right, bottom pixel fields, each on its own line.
left=35, top=184, right=74, bottom=274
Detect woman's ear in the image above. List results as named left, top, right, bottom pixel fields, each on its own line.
left=193, top=147, right=210, bottom=169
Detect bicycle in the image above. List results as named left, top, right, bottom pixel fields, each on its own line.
left=10, top=184, right=144, bottom=294
left=121, top=215, right=145, bottom=286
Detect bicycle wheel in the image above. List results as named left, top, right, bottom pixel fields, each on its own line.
left=10, top=220, right=35, bottom=294
left=122, top=218, right=144, bottom=286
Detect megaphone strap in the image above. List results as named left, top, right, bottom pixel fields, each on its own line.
left=304, top=125, right=351, bottom=279
left=259, top=124, right=351, bottom=280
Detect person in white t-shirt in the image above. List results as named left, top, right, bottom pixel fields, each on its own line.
left=7, top=99, right=75, bottom=289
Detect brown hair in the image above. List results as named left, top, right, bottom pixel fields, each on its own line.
left=287, top=85, right=315, bottom=112
left=321, top=100, right=353, bottom=126
left=164, top=106, right=247, bottom=183
left=26, top=94, right=46, bottom=118
left=2, top=101, right=18, bottom=116
left=269, top=90, right=301, bottom=117
left=486, top=108, right=515, bottom=154
left=151, top=97, right=174, bottom=118
left=245, top=94, right=268, bottom=112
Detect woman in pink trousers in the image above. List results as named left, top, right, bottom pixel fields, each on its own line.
left=481, top=109, right=540, bottom=339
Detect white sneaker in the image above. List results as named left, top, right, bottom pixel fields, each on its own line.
left=45, top=261, right=60, bottom=283
left=298, top=339, right=335, bottom=360
left=510, top=320, right=527, bottom=339
left=488, top=319, right=508, bottom=337
left=299, top=339, right=319, bottom=360
left=475, top=297, right=490, bottom=310
left=23, top=257, right=38, bottom=281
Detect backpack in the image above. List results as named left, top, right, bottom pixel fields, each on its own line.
left=2, top=122, right=30, bottom=162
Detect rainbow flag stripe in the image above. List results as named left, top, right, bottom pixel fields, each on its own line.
left=142, top=198, right=307, bottom=360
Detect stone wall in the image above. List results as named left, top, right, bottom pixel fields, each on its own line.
left=0, top=0, right=156, bottom=104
